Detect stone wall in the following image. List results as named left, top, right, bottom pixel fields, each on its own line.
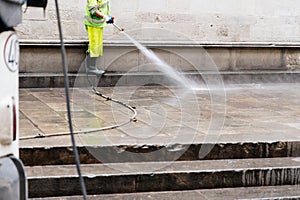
left=16, top=0, right=300, bottom=43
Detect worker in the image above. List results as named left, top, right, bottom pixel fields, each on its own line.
left=84, top=0, right=114, bottom=75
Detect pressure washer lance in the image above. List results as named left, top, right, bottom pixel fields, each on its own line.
left=113, top=23, right=124, bottom=31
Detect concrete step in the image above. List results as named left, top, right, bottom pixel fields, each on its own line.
left=30, top=185, right=300, bottom=200
left=20, top=141, right=300, bottom=166
left=19, top=71, right=300, bottom=88
left=25, top=158, right=300, bottom=198
left=19, top=41, right=300, bottom=75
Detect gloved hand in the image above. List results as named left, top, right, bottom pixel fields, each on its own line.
left=104, top=15, right=114, bottom=24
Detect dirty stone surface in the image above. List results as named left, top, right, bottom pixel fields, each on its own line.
left=19, top=83, right=300, bottom=199
left=19, top=83, right=300, bottom=148
left=30, top=185, right=300, bottom=200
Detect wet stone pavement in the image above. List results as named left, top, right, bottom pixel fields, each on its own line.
left=19, top=83, right=300, bottom=199
left=19, top=83, right=300, bottom=147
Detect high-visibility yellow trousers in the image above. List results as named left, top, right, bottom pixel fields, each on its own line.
left=86, top=26, right=103, bottom=57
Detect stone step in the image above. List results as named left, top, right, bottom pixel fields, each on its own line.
left=19, top=41, right=300, bottom=75
left=30, top=185, right=300, bottom=200
left=20, top=141, right=300, bottom=166
left=25, top=157, right=300, bottom=198
left=19, top=71, right=300, bottom=88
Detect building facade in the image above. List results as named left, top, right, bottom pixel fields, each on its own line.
left=16, top=0, right=300, bottom=43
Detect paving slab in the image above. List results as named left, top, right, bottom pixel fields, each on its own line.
left=19, top=84, right=300, bottom=165
left=19, top=83, right=300, bottom=148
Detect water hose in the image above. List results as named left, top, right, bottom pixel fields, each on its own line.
left=19, top=86, right=137, bottom=140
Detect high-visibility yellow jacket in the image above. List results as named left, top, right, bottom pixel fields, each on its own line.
left=84, top=0, right=110, bottom=28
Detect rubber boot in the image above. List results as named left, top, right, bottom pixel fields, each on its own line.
left=85, top=54, right=105, bottom=75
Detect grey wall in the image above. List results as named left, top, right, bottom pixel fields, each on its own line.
left=16, top=0, right=300, bottom=43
